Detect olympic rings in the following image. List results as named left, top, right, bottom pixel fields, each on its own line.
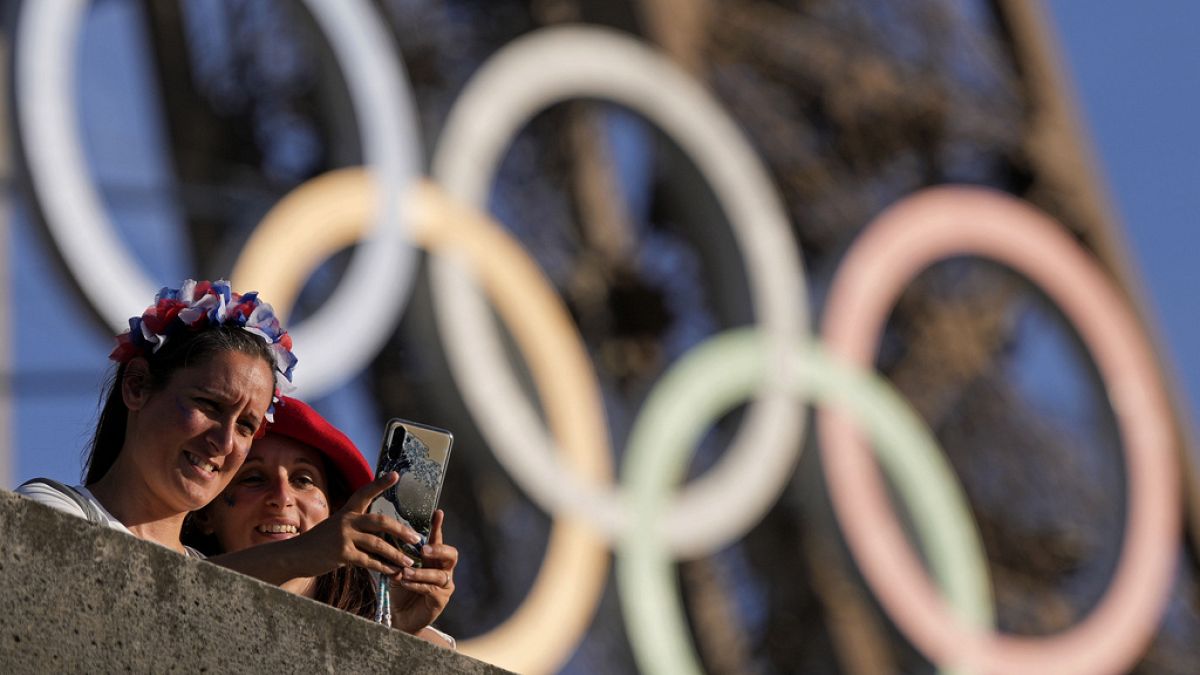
left=230, top=169, right=610, bottom=675
left=818, top=186, right=1180, bottom=674
left=431, top=25, right=809, bottom=558
left=16, top=0, right=423, bottom=397
left=617, top=328, right=993, bottom=675
left=12, top=7, right=1189, bottom=673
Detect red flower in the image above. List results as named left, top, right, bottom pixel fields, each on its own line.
left=232, top=299, right=255, bottom=321
left=141, top=298, right=187, bottom=334
left=108, top=334, right=140, bottom=363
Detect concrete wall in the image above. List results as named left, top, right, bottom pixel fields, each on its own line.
left=0, top=489, right=508, bottom=674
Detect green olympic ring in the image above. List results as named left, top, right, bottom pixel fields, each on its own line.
left=616, top=328, right=993, bottom=675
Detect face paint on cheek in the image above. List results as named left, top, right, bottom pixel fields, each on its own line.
left=221, top=493, right=236, bottom=508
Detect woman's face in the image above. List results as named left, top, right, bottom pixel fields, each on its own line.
left=204, top=435, right=333, bottom=553
left=123, top=350, right=275, bottom=514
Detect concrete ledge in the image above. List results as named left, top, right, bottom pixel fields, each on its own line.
left=0, top=489, right=507, bottom=673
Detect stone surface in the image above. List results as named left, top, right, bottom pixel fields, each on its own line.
left=0, top=489, right=508, bottom=674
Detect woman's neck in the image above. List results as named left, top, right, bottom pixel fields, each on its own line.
left=87, top=464, right=189, bottom=554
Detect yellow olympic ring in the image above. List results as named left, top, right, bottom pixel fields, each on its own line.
left=232, top=168, right=609, bottom=675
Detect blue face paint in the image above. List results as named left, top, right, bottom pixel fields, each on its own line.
left=173, top=393, right=200, bottom=428
left=221, top=493, right=236, bottom=507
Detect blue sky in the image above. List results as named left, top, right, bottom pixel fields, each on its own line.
left=1044, top=3, right=1200, bottom=436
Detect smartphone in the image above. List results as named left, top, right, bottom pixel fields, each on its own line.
left=368, top=418, right=453, bottom=568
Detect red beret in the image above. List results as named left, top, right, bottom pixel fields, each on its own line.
left=267, top=396, right=374, bottom=491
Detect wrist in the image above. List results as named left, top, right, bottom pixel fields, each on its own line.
left=411, top=624, right=457, bottom=649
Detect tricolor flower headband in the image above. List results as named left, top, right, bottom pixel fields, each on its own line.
left=109, top=279, right=297, bottom=421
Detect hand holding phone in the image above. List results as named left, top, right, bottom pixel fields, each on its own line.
left=368, top=418, right=453, bottom=568
left=389, top=508, right=459, bottom=635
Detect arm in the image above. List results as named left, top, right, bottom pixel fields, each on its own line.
left=208, top=534, right=326, bottom=586
left=413, top=625, right=457, bottom=650
left=209, top=472, right=422, bottom=585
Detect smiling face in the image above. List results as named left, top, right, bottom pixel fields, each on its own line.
left=203, top=435, right=333, bottom=553
left=121, top=349, right=275, bottom=515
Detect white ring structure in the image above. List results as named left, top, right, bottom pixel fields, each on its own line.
left=431, top=26, right=809, bottom=557
left=16, top=0, right=422, bottom=397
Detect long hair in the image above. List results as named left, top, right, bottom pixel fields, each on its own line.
left=313, top=565, right=378, bottom=619
left=84, top=325, right=276, bottom=485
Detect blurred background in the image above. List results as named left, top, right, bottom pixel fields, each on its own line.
left=2, top=1, right=1198, bottom=673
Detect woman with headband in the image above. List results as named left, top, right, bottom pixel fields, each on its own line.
left=188, top=396, right=458, bottom=647
left=16, top=280, right=417, bottom=586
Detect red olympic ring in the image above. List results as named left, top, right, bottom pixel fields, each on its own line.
left=818, top=186, right=1180, bottom=674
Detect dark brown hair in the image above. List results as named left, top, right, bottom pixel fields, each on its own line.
left=313, top=566, right=378, bottom=618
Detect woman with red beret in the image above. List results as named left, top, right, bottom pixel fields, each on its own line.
left=189, top=396, right=458, bottom=647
